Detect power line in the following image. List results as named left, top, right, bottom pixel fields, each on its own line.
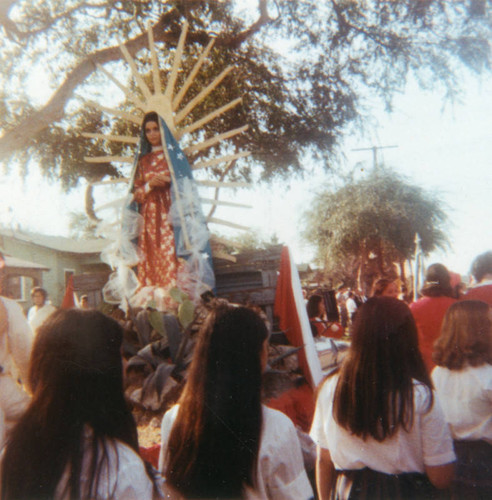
left=351, top=145, right=398, bottom=169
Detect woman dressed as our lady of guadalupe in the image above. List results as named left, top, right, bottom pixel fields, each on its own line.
left=102, top=111, right=215, bottom=312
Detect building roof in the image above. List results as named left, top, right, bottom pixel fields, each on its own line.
left=0, top=227, right=108, bottom=254
left=3, top=255, right=50, bottom=270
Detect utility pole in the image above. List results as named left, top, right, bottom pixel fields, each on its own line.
left=351, top=145, right=398, bottom=169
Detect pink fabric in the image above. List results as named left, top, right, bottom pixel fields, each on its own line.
left=410, top=296, right=456, bottom=372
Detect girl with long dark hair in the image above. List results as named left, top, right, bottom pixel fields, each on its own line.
left=1, top=309, right=156, bottom=500
left=432, top=300, right=492, bottom=498
left=158, top=305, right=313, bottom=499
left=310, top=297, right=455, bottom=499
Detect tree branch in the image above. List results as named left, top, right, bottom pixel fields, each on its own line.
left=0, top=1, right=113, bottom=41
left=221, top=0, right=274, bottom=49
left=0, top=3, right=275, bottom=161
left=0, top=10, right=182, bottom=161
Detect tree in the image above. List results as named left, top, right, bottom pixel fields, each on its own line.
left=0, top=1, right=490, bottom=189
left=303, top=167, right=448, bottom=290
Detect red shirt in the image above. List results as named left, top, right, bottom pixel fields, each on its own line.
left=463, top=283, right=492, bottom=307
left=409, top=296, right=457, bottom=372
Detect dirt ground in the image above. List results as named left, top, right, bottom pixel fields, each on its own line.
left=134, top=408, right=165, bottom=448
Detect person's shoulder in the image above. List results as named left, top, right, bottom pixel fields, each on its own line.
left=110, top=439, right=154, bottom=499
left=161, top=404, right=179, bottom=435
left=1, top=295, right=22, bottom=310
left=412, top=379, right=434, bottom=409
left=263, top=405, right=295, bottom=429
left=113, top=439, right=144, bottom=464
left=318, top=372, right=339, bottom=396
left=467, top=363, right=492, bottom=382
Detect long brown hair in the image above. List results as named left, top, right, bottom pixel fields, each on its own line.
left=165, top=305, right=268, bottom=498
left=1, top=309, right=140, bottom=500
left=333, top=297, right=433, bottom=441
left=433, top=300, right=492, bottom=370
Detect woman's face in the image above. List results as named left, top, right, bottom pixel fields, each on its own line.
left=144, top=120, right=162, bottom=147
left=382, top=282, right=400, bottom=299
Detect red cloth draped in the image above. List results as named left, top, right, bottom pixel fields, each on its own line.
left=274, top=246, right=322, bottom=388
left=61, top=275, right=76, bottom=309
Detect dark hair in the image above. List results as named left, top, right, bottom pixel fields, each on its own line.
left=166, top=305, right=268, bottom=498
left=140, top=111, right=160, bottom=151
left=433, top=300, right=492, bottom=370
left=333, top=297, right=433, bottom=441
left=1, top=309, right=141, bottom=500
left=371, top=278, right=393, bottom=297
left=421, top=263, right=454, bottom=298
left=30, top=286, right=47, bottom=300
left=307, top=294, right=323, bottom=318
left=471, top=251, right=492, bottom=283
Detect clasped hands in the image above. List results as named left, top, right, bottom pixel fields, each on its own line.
left=148, top=173, right=171, bottom=188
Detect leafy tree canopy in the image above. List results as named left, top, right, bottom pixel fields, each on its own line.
left=0, top=0, right=490, bottom=189
left=303, top=166, right=448, bottom=286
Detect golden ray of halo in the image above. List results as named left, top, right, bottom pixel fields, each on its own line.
left=83, top=21, right=250, bottom=232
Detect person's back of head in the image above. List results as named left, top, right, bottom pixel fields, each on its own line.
left=1, top=309, right=138, bottom=500
left=471, top=251, right=492, bottom=283
left=433, top=300, right=492, bottom=370
left=421, top=263, right=453, bottom=298
left=334, top=297, right=432, bottom=441
left=166, top=305, right=269, bottom=498
left=372, top=278, right=393, bottom=297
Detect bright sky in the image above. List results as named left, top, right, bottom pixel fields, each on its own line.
left=1, top=56, right=491, bottom=278
left=212, top=72, right=492, bottom=277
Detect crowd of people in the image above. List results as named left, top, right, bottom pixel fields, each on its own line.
left=0, top=250, right=491, bottom=499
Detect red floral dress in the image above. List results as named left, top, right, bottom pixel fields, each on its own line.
left=133, top=149, right=178, bottom=289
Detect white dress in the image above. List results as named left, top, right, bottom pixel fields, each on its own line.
left=159, top=404, right=314, bottom=500
left=432, top=364, right=492, bottom=444
left=0, top=296, right=33, bottom=446
left=310, top=375, right=456, bottom=474
left=27, top=302, right=57, bottom=333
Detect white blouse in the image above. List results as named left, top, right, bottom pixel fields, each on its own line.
left=159, top=404, right=313, bottom=500
left=310, top=375, right=455, bottom=474
left=55, top=434, right=154, bottom=500
left=432, top=363, right=492, bottom=444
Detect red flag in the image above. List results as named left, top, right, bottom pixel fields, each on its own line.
left=61, top=275, right=76, bottom=309
left=274, top=246, right=322, bottom=387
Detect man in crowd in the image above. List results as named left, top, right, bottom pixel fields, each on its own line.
left=465, top=251, right=492, bottom=306
left=27, top=286, right=57, bottom=334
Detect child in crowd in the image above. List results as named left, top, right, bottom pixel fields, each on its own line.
left=0, top=309, right=158, bottom=499
left=307, top=294, right=344, bottom=339
left=159, top=305, right=313, bottom=499
left=432, top=300, right=492, bottom=498
left=310, top=297, right=455, bottom=499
